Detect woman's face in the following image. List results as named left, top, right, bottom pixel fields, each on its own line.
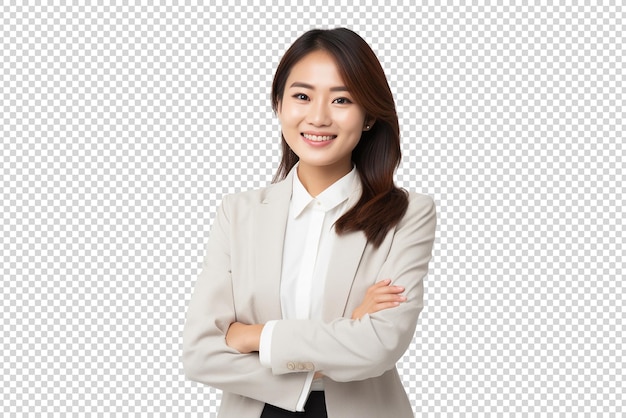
left=277, top=50, right=369, bottom=176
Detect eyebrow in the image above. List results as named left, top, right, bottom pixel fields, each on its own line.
left=289, top=82, right=349, bottom=92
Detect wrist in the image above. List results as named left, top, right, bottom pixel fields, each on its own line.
left=249, top=324, right=264, bottom=352
left=226, top=322, right=264, bottom=354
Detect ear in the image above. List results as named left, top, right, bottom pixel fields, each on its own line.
left=363, top=118, right=376, bottom=131
left=275, top=99, right=283, bottom=116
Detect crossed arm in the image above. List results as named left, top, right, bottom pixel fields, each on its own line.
left=225, top=278, right=407, bottom=354
left=183, top=193, right=435, bottom=409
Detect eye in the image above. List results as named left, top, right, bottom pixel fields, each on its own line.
left=292, top=93, right=309, bottom=101
left=333, top=97, right=352, bottom=104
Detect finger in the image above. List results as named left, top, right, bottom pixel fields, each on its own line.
left=369, top=301, right=402, bottom=313
left=366, top=280, right=392, bottom=295
left=374, top=294, right=407, bottom=303
left=371, top=279, right=392, bottom=289
left=372, top=285, right=405, bottom=295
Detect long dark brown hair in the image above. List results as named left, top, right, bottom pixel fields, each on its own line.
left=271, top=28, right=408, bottom=247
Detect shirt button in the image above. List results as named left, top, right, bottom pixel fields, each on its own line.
left=304, top=362, right=315, bottom=371
left=297, top=363, right=305, bottom=370
left=287, top=362, right=296, bottom=370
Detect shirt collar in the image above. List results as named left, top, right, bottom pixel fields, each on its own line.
left=291, top=164, right=358, bottom=218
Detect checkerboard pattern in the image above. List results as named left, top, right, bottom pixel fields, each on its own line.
left=1, top=2, right=623, bottom=416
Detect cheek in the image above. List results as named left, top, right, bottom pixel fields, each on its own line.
left=279, top=104, right=305, bottom=125
left=278, top=109, right=301, bottom=142
left=338, top=113, right=366, bottom=135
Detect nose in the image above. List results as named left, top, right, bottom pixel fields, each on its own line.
left=307, top=100, right=331, bottom=127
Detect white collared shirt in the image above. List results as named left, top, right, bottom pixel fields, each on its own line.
left=259, top=164, right=358, bottom=411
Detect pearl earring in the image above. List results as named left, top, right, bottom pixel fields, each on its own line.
left=365, top=125, right=370, bottom=130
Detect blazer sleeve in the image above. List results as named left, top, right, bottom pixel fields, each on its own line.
left=267, top=194, right=436, bottom=382
left=182, top=194, right=308, bottom=412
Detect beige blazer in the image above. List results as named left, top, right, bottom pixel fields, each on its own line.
left=182, top=169, right=436, bottom=418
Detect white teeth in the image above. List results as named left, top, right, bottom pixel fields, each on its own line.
left=303, top=133, right=336, bottom=142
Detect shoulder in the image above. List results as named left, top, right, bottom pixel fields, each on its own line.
left=397, top=191, right=437, bottom=229
left=406, top=191, right=435, bottom=213
left=221, top=184, right=270, bottom=205
left=218, top=179, right=289, bottom=214
left=406, top=191, right=435, bottom=206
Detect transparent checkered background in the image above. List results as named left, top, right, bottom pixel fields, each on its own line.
left=1, top=2, right=623, bottom=416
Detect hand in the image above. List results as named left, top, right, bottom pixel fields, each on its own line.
left=351, top=279, right=406, bottom=320
left=225, top=322, right=264, bottom=354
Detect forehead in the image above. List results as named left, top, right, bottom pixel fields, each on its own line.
left=286, top=50, right=346, bottom=87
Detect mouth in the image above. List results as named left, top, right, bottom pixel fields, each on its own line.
left=301, top=133, right=337, bottom=142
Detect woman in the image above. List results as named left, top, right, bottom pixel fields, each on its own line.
left=183, top=28, right=436, bottom=418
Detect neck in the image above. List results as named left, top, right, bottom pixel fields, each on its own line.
left=297, top=162, right=352, bottom=197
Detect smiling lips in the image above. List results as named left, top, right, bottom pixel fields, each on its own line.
left=302, top=133, right=337, bottom=142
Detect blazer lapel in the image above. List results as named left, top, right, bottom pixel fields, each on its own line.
left=254, top=172, right=293, bottom=321
left=322, top=177, right=368, bottom=322
left=253, top=169, right=368, bottom=322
